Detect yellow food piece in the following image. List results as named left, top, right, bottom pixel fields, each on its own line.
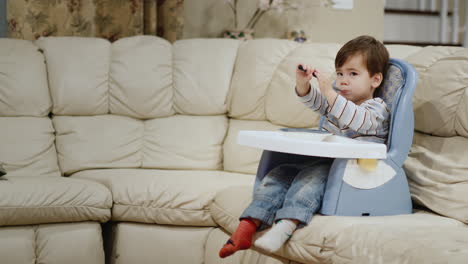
left=357, top=159, right=378, bottom=171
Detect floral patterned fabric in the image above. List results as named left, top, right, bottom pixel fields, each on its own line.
left=6, top=0, right=184, bottom=43
left=378, top=64, right=405, bottom=112
left=156, top=0, right=184, bottom=42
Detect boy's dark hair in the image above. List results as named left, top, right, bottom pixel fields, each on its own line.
left=335, top=35, right=389, bottom=82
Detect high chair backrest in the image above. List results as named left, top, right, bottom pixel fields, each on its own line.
left=375, top=58, right=418, bottom=167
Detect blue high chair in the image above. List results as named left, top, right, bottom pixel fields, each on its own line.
left=254, top=58, right=418, bottom=216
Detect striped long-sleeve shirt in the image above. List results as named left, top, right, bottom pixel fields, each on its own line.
left=297, top=85, right=390, bottom=144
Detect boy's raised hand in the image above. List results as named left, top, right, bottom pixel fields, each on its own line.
left=296, top=64, right=315, bottom=96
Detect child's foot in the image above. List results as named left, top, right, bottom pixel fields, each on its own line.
left=219, top=219, right=258, bottom=258
left=254, top=219, right=297, bottom=252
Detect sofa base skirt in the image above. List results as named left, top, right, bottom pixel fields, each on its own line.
left=0, top=221, right=105, bottom=264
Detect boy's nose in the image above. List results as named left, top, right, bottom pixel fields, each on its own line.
left=339, top=76, right=349, bottom=86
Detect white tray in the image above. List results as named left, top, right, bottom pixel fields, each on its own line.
left=237, top=130, right=387, bottom=159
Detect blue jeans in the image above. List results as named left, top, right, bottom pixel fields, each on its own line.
left=241, top=157, right=333, bottom=229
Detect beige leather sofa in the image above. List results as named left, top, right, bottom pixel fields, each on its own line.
left=1, top=36, right=467, bottom=264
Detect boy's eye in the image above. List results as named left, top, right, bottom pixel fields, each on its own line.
left=351, top=72, right=358, bottom=76
left=337, top=72, right=343, bottom=76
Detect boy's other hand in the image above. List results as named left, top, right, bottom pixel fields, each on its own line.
left=296, top=64, right=314, bottom=96
left=313, top=70, right=333, bottom=94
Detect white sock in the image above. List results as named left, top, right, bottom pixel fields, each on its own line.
left=254, top=219, right=297, bottom=252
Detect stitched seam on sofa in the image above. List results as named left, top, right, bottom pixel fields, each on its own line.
left=140, top=120, right=145, bottom=168
left=107, top=42, right=111, bottom=114
left=171, top=42, right=175, bottom=114
left=453, top=78, right=467, bottom=135
left=113, top=204, right=210, bottom=212
left=33, top=225, right=38, bottom=262
left=0, top=205, right=110, bottom=209
left=48, top=119, right=64, bottom=176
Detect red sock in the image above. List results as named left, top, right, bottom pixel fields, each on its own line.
left=219, top=219, right=258, bottom=258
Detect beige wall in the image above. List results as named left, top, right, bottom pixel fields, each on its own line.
left=183, top=0, right=384, bottom=44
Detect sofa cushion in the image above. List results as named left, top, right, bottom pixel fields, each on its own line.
left=142, top=115, right=228, bottom=170
left=405, top=132, right=468, bottom=224
left=54, top=114, right=227, bottom=175
left=264, top=43, right=341, bottom=128
left=36, top=37, right=111, bottom=116
left=211, top=185, right=466, bottom=263
left=0, top=117, right=60, bottom=177
left=173, top=38, right=240, bottom=115
left=36, top=36, right=241, bottom=118
left=108, top=223, right=213, bottom=264
left=53, top=115, right=143, bottom=175
left=110, top=36, right=174, bottom=119
left=385, top=44, right=422, bottom=60
left=72, top=169, right=254, bottom=226
left=328, top=223, right=468, bottom=264
left=406, top=46, right=467, bottom=137
left=0, top=222, right=104, bottom=264
left=0, top=39, right=51, bottom=117
left=228, top=40, right=342, bottom=129
left=0, top=177, right=111, bottom=226
left=228, top=39, right=299, bottom=121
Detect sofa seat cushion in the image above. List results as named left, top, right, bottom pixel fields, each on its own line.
left=72, top=169, right=254, bottom=226
left=405, top=132, right=468, bottom=224
left=0, top=222, right=104, bottom=264
left=108, top=223, right=214, bottom=264
left=0, top=117, right=61, bottom=178
left=211, top=186, right=468, bottom=264
left=0, top=177, right=112, bottom=226
left=327, top=222, right=468, bottom=264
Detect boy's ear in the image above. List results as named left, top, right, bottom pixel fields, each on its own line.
left=371, top=73, right=383, bottom=89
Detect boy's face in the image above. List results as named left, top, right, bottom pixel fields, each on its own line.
left=335, top=54, right=383, bottom=105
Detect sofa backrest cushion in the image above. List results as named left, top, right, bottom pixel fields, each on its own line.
left=0, top=39, right=60, bottom=177
left=36, top=36, right=175, bottom=118
left=36, top=36, right=233, bottom=174
left=54, top=115, right=227, bottom=175
left=35, top=37, right=111, bottom=116
left=228, top=39, right=341, bottom=128
left=402, top=46, right=468, bottom=223
left=173, top=39, right=240, bottom=115
left=36, top=36, right=240, bottom=118
left=0, top=39, right=52, bottom=116
left=0, top=117, right=60, bottom=177
left=110, top=36, right=174, bottom=119
left=405, top=46, right=468, bottom=137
